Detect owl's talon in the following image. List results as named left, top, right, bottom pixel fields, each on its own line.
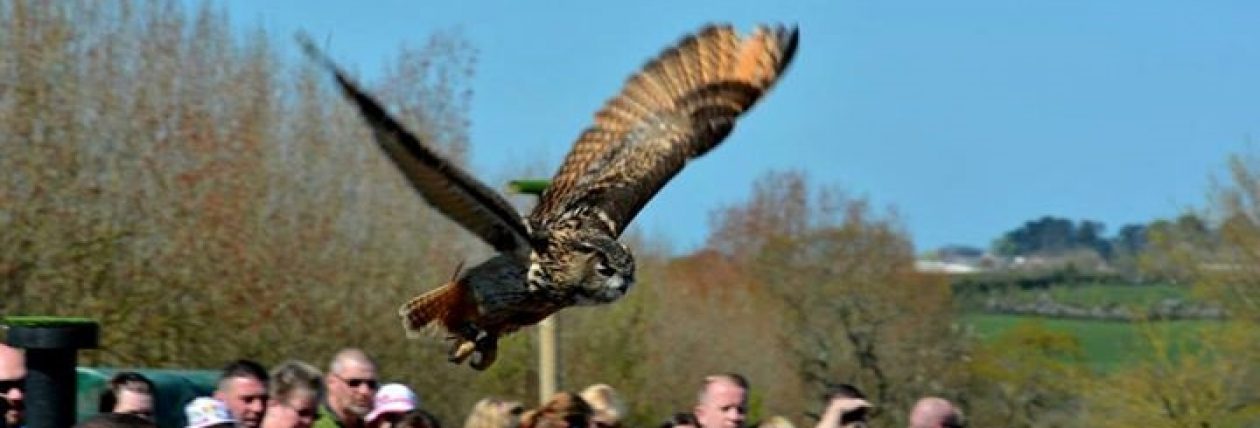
left=470, top=337, right=498, bottom=370
left=449, top=339, right=476, bottom=364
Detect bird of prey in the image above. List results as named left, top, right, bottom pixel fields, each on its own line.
left=301, top=23, right=798, bottom=369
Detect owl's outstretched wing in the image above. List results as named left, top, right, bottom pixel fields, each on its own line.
left=300, top=36, right=531, bottom=254
left=529, top=24, right=799, bottom=236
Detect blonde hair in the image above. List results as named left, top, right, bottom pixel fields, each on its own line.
left=464, top=398, right=524, bottom=428
left=757, top=415, right=795, bottom=428
left=579, top=384, right=626, bottom=427
left=269, top=359, right=322, bottom=403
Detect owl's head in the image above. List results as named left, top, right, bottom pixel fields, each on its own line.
left=573, top=237, right=636, bottom=305
left=528, top=235, right=635, bottom=305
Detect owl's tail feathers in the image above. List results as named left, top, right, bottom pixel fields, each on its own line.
left=398, top=280, right=475, bottom=339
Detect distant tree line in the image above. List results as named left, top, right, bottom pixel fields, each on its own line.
left=971, top=213, right=1225, bottom=281
left=990, top=216, right=1147, bottom=260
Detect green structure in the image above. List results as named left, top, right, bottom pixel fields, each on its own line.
left=77, top=367, right=219, bottom=427
left=507, top=179, right=550, bottom=195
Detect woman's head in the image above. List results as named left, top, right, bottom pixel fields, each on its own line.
left=579, top=384, right=626, bottom=428
left=464, top=397, right=525, bottom=428
left=520, top=392, right=593, bottom=428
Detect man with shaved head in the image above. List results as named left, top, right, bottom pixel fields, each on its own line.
left=907, top=397, right=964, bottom=428
left=314, top=348, right=379, bottom=428
left=693, top=374, right=749, bottom=428
left=215, top=359, right=270, bottom=428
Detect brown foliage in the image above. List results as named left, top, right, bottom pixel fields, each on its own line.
left=706, top=171, right=971, bottom=427
left=0, top=0, right=496, bottom=420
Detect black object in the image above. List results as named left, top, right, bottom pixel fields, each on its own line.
left=0, top=397, right=10, bottom=428
left=4, top=317, right=100, bottom=428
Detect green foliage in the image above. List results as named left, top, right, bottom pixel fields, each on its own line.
left=966, top=320, right=1086, bottom=427
left=1080, top=320, right=1260, bottom=427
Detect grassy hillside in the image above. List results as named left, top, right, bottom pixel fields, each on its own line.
left=962, top=313, right=1220, bottom=372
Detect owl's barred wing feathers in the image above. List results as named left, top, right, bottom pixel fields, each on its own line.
left=301, top=24, right=799, bottom=370
left=298, top=36, right=531, bottom=254
left=531, top=24, right=799, bottom=235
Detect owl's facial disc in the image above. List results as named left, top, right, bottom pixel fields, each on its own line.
left=572, top=251, right=634, bottom=305
left=574, top=269, right=633, bottom=305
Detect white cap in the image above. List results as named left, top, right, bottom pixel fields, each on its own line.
left=365, top=383, right=419, bottom=423
left=185, top=397, right=237, bottom=428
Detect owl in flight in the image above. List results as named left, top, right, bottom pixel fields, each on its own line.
left=301, top=23, right=798, bottom=369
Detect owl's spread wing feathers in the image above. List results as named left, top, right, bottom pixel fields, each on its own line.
left=299, top=37, right=531, bottom=254
left=530, top=24, right=799, bottom=235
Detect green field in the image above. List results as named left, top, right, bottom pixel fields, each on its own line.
left=962, top=313, right=1220, bottom=372
left=981, top=282, right=1193, bottom=308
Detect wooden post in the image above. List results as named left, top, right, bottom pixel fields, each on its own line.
left=507, top=179, right=558, bottom=404
left=538, top=315, right=557, bottom=404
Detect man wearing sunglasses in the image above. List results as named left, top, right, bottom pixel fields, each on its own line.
left=314, top=348, right=380, bottom=428
left=0, top=345, right=23, bottom=428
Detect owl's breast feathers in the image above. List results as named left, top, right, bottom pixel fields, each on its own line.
left=399, top=254, right=564, bottom=337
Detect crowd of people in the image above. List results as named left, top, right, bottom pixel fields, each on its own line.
left=0, top=344, right=964, bottom=428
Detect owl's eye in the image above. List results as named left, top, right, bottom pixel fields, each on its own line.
left=595, top=262, right=616, bottom=276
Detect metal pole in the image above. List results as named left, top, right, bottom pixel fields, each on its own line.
left=507, top=180, right=558, bottom=404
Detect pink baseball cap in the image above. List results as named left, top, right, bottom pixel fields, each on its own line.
left=365, top=383, right=419, bottom=423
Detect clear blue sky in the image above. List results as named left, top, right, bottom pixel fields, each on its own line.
left=216, top=0, right=1260, bottom=253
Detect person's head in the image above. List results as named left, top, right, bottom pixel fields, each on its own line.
left=186, top=397, right=239, bottom=428
left=907, top=397, right=963, bottom=428
left=0, top=344, right=24, bottom=428
left=325, top=348, right=380, bottom=420
left=394, top=409, right=442, bottom=428
left=100, top=372, right=157, bottom=420
left=693, top=374, right=749, bottom=428
left=267, top=360, right=322, bottom=428
left=578, top=384, right=625, bottom=428
left=519, top=391, right=592, bottom=428
left=823, top=384, right=865, bottom=402
left=819, top=383, right=870, bottom=427
left=366, top=383, right=420, bottom=428
left=658, top=412, right=698, bottom=428
left=463, top=397, right=524, bottom=428
left=754, top=416, right=794, bottom=428
left=214, top=359, right=269, bottom=428
left=75, top=412, right=158, bottom=428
